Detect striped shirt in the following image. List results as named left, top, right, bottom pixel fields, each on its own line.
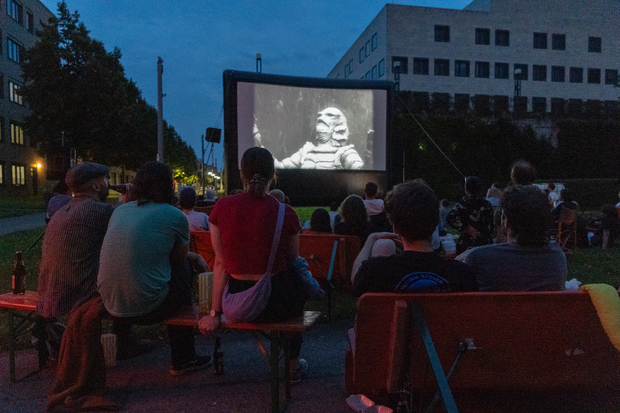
left=37, top=196, right=114, bottom=318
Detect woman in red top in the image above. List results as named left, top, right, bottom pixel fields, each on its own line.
left=198, top=147, right=308, bottom=382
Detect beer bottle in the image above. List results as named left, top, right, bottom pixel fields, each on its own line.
left=213, top=336, right=224, bottom=375
left=12, top=251, right=26, bottom=295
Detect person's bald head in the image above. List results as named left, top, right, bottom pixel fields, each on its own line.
left=510, top=160, right=537, bottom=185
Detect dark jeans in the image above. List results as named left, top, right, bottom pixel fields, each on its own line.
left=112, top=258, right=197, bottom=365
left=228, top=271, right=307, bottom=358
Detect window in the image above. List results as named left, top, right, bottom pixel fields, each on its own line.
left=378, top=59, right=385, bottom=78
left=359, top=47, right=364, bottom=64
left=532, top=97, right=546, bottom=113
left=0, top=117, right=4, bottom=141
left=371, top=33, right=378, bottom=51
left=514, top=64, right=528, bottom=80
left=365, top=71, right=371, bottom=80
left=349, top=59, right=353, bottom=74
left=26, top=11, right=33, bottom=32
left=514, top=96, right=528, bottom=115
left=392, top=56, right=408, bottom=74
left=7, top=0, right=23, bottom=24
left=413, top=58, right=429, bottom=75
left=455, top=60, right=469, bottom=77
left=0, top=72, right=4, bottom=98
left=570, top=67, right=583, bottom=83
left=365, top=40, right=370, bottom=57
left=10, top=122, right=23, bottom=145
left=533, top=65, right=547, bottom=81
left=493, top=95, right=509, bottom=114
left=588, top=68, right=601, bottom=84
left=9, top=81, right=23, bottom=105
left=475, top=28, right=490, bottom=45
left=475, top=61, right=490, bottom=78
left=0, top=163, right=3, bottom=184
left=605, top=69, right=618, bottom=85
left=434, top=25, right=450, bottom=42
left=7, top=38, right=22, bottom=63
left=12, top=165, right=25, bottom=186
left=533, top=32, right=547, bottom=49
left=0, top=29, right=2, bottom=54
left=588, top=36, right=601, bottom=53
left=551, top=98, right=565, bottom=115
left=551, top=66, right=565, bottom=82
left=552, top=34, right=565, bottom=50
left=434, top=59, right=449, bottom=76
left=344, top=63, right=349, bottom=78
left=495, top=62, right=509, bottom=79
left=495, top=29, right=509, bottom=46
left=371, top=65, right=377, bottom=79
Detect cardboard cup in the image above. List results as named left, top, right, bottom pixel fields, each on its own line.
left=100, top=333, right=117, bottom=367
left=198, top=272, right=213, bottom=313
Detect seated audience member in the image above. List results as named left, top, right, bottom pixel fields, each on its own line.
left=446, top=176, right=494, bottom=254
left=179, top=187, right=210, bottom=231
left=328, top=201, right=339, bottom=229
left=546, top=183, right=558, bottom=207
left=456, top=185, right=567, bottom=291
left=363, top=181, right=391, bottom=232
left=485, top=182, right=502, bottom=208
left=589, top=204, right=620, bottom=247
left=551, top=188, right=578, bottom=223
left=269, top=189, right=286, bottom=203
left=302, top=208, right=333, bottom=234
left=45, top=179, right=73, bottom=223
left=438, top=198, right=450, bottom=235
left=335, top=194, right=375, bottom=245
left=197, top=188, right=217, bottom=206
left=98, top=161, right=210, bottom=376
left=351, top=180, right=478, bottom=296
left=510, top=160, right=537, bottom=185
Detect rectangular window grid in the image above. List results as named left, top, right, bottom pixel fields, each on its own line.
left=533, top=65, right=547, bottom=81
left=495, top=62, right=509, bottom=79
left=552, top=34, right=566, bottom=50
left=533, top=33, right=547, bottom=49
left=9, top=81, right=23, bottom=105
left=495, top=30, right=509, bottom=46
left=434, top=25, right=450, bottom=42
left=413, top=58, right=429, bottom=75
left=475, top=61, right=490, bottom=78
left=588, top=68, right=601, bottom=83
left=12, top=165, right=25, bottom=186
left=7, top=38, right=22, bottom=63
left=588, top=36, right=601, bottom=53
left=11, top=122, right=24, bottom=145
left=475, top=28, right=490, bottom=45
left=570, top=67, right=583, bottom=83
left=455, top=60, right=470, bottom=77
left=8, top=0, right=23, bottom=24
left=551, top=66, right=565, bottom=82
left=434, top=59, right=449, bottom=76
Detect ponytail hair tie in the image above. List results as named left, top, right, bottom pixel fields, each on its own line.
left=250, top=174, right=266, bottom=185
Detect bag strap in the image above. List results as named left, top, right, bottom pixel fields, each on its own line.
left=265, top=202, right=285, bottom=275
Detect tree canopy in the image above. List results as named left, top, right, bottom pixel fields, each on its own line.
left=21, top=1, right=197, bottom=176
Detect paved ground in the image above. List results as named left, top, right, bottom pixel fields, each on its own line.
left=0, top=319, right=356, bottom=413
left=0, top=213, right=46, bottom=236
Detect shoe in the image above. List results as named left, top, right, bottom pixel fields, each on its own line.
left=290, top=358, right=308, bottom=384
left=117, top=339, right=159, bottom=360
left=170, top=355, right=212, bottom=376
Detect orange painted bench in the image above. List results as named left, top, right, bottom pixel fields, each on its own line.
left=0, top=291, right=38, bottom=383
left=346, top=291, right=620, bottom=412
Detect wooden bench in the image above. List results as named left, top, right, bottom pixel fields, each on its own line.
left=346, top=291, right=620, bottom=412
left=0, top=291, right=38, bottom=383
left=164, top=307, right=320, bottom=413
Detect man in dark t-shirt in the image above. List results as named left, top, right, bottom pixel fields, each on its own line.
left=352, top=180, right=478, bottom=297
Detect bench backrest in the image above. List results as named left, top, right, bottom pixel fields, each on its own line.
left=299, top=233, right=360, bottom=284
left=351, top=291, right=620, bottom=396
left=190, top=231, right=215, bottom=270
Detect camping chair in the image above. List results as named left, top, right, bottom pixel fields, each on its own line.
left=557, top=208, right=577, bottom=254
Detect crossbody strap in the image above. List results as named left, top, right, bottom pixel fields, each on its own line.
left=265, top=202, right=285, bottom=275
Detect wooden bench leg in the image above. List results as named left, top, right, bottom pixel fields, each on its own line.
left=270, top=332, right=280, bottom=413
left=8, top=311, right=16, bottom=383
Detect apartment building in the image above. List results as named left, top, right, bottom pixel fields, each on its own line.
left=0, top=0, right=53, bottom=196
left=327, top=0, right=619, bottom=115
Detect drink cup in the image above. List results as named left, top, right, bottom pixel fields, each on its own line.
left=198, top=272, right=213, bottom=313
left=100, top=333, right=117, bottom=367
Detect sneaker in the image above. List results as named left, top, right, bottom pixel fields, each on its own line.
left=290, top=358, right=308, bottom=384
left=170, top=355, right=212, bottom=376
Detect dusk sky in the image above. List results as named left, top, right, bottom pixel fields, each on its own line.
left=39, top=0, right=472, bottom=172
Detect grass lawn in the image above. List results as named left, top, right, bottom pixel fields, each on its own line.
left=0, top=196, right=47, bottom=218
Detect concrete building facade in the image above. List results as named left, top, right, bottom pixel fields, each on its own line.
left=327, top=0, right=620, bottom=114
left=0, top=0, right=53, bottom=196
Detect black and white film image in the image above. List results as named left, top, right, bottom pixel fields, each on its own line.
left=237, top=82, right=386, bottom=171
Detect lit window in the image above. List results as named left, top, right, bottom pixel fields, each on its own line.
left=551, top=66, right=565, bottom=82
left=434, top=25, right=450, bottom=42
left=495, top=30, right=509, bottom=46
left=378, top=59, right=385, bottom=78
left=12, top=165, right=25, bottom=185
left=455, top=60, right=470, bottom=77
left=552, top=34, right=565, bottom=50
left=11, top=122, right=24, bottom=145
left=371, top=33, right=378, bottom=51
left=588, top=37, right=601, bottom=53
left=570, top=67, right=583, bottom=83
left=413, top=58, right=429, bottom=75
left=9, top=81, right=23, bottom=105
left=475, top=61, right=490, bottom=78
left=0, top=163, right=3, bottom=184
left=475, top=28, right=490, bottom=45
left=533, top=65, right=547, bottom=81
left=588, top=68, right=601, bottom=84
left=7, top=38, right=22, bottom=63
left=533, top=33, right=547, bottom=49
left=7, top=0, right=23, bottom=24
left=494, top=63, right=509, bottom=79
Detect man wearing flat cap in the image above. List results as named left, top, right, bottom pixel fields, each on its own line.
left=35, top=162, right=114, bottom=365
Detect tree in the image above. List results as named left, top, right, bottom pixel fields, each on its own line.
left=21, top=1, right=197, bottom=174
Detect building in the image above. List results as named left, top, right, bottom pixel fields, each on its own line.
left=0, top=0, right=53, bottom=196
left=327, top=0, right=620, bottom=116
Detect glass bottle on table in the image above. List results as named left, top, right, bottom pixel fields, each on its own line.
left=12, top=251, right=26, bottom=295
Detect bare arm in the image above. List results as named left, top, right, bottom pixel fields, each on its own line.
left=198, top=223, right=227, bottom=335
left=169, top=243, right=189, bottom=265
